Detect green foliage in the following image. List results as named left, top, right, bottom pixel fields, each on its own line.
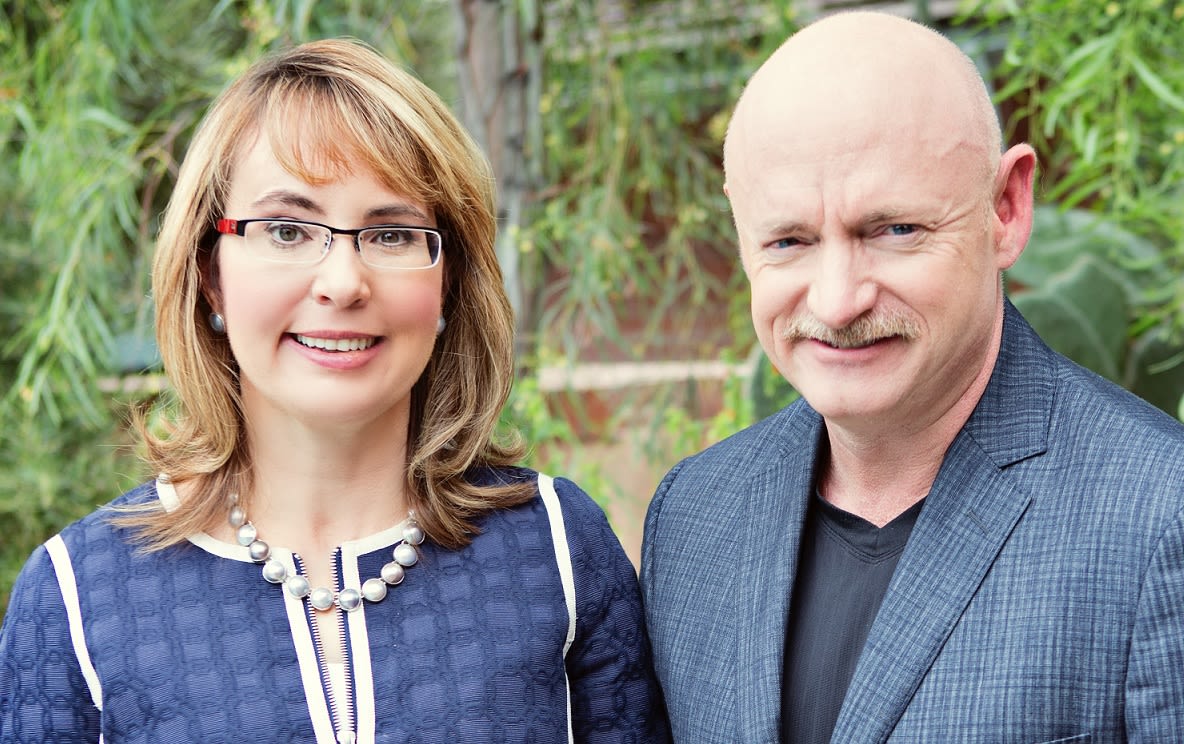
left=524, top=1, right=795, bottom=360
left=502, top=1, right=806, bottom=528
left=972, top=0, right=1184, bottom=217
left=640, top=354, right=756, bottom=461
left=1009, top=206, right=1184, bottom=415
left=509, top=1, right=807, bottom=509
left=965, top=0, right=1184, bottom=404
left=746, top=342, right=799, bottom=423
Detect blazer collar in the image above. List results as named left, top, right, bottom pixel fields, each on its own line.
left=829, top=301, right=1054, bottom=742
left=960, top=299, right=1055, bottom=467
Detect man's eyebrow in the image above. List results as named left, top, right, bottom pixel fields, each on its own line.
left=862, top=208, right=910, bottom=224
left=756, top=219, right=813, bottom=237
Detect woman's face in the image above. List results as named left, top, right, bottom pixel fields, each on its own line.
left=211, top=132, right=444, bottom=436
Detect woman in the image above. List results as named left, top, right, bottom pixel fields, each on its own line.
left=0, top=39, right=668, bottom=743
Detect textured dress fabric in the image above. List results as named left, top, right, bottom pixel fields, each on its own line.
left=0, top=467, right=669, bottom=743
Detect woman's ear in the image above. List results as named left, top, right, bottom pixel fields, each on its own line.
left=199, top=238, right=223, bottom=315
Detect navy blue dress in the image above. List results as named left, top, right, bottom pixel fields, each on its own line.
left=0, top=467, right=669, bottom=742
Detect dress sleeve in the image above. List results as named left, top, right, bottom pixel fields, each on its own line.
left=1125, top=506, right=1184, bottom=741
left=0, top=543, right=101, bottom=743
left=553, top=476, right=671, bottom=743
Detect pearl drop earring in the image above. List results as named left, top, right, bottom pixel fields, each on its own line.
left=209, top=312, right=226, bottom=334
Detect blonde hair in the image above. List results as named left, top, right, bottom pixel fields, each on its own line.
left=125, top=38, right=531, bottom=549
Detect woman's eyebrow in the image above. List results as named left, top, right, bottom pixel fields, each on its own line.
left=249, top=190, right=323, bottom=215
left=364, top=203, right=431, bottom=222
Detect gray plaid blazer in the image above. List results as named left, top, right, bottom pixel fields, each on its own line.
left=641, top=301, right=1184, bottom=743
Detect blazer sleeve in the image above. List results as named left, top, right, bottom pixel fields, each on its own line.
left=638, top=458, right=684, bottom=620
left=1125, top=505, right=1184, bottom=740
left=0, top=543, right=101, bottom=743
left=554, top=476, right=672, bottom=743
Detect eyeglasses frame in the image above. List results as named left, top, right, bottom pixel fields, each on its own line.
left=214, top=217, right=444, bottom=270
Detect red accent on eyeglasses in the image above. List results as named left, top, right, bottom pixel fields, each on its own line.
left=215, top=219, right=237, bottom=234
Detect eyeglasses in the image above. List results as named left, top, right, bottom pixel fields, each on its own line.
left=215, top=218, right=443, bottom=270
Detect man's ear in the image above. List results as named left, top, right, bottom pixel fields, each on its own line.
left=992, top=143, right=1037, bottom=271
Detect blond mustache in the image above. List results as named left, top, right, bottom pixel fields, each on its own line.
left=781, top=313, right=921, bottom=349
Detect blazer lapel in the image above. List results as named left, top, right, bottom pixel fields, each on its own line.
left=735, top=409, right=824, bottom=741
left=828, top=435, right=1032, bottom=743
left=829, top=302, right=1052, bottom=743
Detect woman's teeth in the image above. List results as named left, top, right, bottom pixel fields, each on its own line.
left=294, top=334, right=376, bottom=352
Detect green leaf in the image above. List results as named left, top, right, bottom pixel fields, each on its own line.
left=744, top=342, right=797, bottom=422
left=1011, top=255, right=1129, bottom=382
left=1129, top=54, right=1184, bottom=113
left=1125, top=327, right=1184, bottom=417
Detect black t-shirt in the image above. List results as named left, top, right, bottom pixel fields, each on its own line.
left=780, top=494, right=924, bottom=744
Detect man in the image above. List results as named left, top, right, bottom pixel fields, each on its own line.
left=640, top=10, right=1184, bottom=743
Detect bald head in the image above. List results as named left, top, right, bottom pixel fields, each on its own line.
left=724, top=12, right=1001, bottom=193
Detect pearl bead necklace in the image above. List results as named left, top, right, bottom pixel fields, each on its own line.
left=228, top=495, right=425, bottom=612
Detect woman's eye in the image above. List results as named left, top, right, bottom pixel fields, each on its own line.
left=375, top=229, right=409, bottom=246
left=269, top=223, right=307, bottom=243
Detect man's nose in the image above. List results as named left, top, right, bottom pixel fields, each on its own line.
left=805, top=242, right=876, bottom=329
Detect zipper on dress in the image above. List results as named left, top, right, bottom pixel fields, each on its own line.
left=334, top=596, right=355, bottom=744
left=296, top=550, right=357, bottom=744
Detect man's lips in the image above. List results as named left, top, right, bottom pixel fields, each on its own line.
left=808, top=335, right=896, bottom=350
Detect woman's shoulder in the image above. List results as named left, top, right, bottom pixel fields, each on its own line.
left=488, top=467, right=631, bottom=576
left=7, top=481, right=160, bottom=605
left=111, top=479, right=161, bottom=507
left=466, top=465, right=636, bottom=596
left=54, top=479, right=160, bottom=546
left=469, top=465, right=610, bottom=531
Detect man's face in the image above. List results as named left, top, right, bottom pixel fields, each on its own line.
left=728, top=105, right=1008, bottom=432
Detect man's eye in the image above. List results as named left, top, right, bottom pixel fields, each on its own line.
left=886, top=224, right=917, bottom=236
left=771, top=237, right=804, bottom=250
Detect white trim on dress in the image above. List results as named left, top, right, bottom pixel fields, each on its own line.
left=537, top=473, right=577, bottom=744
left=45, top=534, right=104, bottom=711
